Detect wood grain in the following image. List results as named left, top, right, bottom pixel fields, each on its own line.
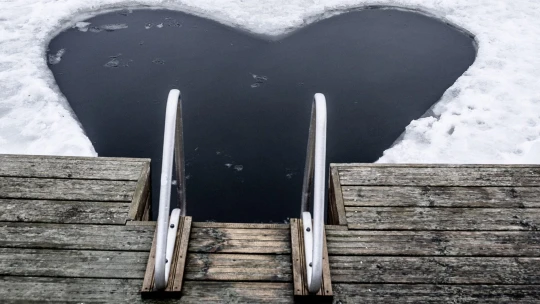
left=0, top=248, right=147, bottom=278
left=330, top=256, right=540, bottom=284
left=333, top=283, right=540, bottom=304
left=345, top=207, right=540, bottom=230
left=0, top=177, right=137, bottom=201
left=342, top=186, right=540, bottom=208
left=328, top=165, right=347, bottom=225
left=185, top=253, right=292, bottom=281
left=0, top=199, right=130, bottom=224
left=189, top=226, right=291, bottom=254
left=0, top=154, right=148, bottom=181
left=326, top=230, right=540, bottom=256
left=0, top=222, right=154, bottom=250
left=338, top=165, right=540, bottom=186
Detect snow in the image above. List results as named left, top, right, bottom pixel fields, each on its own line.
left=1, top=0, right=540, bottom=164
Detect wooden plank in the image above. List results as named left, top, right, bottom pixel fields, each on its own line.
left=0, top=222, right=154, bottom=251
left=326, top=230, right=540, bottom=256
left=338, top=165, right=540, bottom=186
left=290, top=218, right=304, bottom=297
left=170, top=216, right=192, bottom=292
left=0, top=248, right=147, bottom=278
left=181, top=281, right=293, bottom=303
left=4, top=277, right=539, bottom=304
left=192, top=222, right=289, bottom=229
left=328, top=166, right=347, bottom=225
left=0, top=277, right=294, bottom=303
left=329, top=256, right=540, bottom=284
left=141, top=227, right=157, bottom=294
left=0, top=177, right=137, bottom=201
left=0, top=199, right=130, bottom=224
left=0, top=277, right=145, bottom=303
left=333, top=283, right=540, bottom=304
left=324, top=225, right=348, bottom=231
left=290, top=218, right=333, bottom=301
left=343, top=186, right=540, bottom=208
left=189, top=227, right=291, bottom=254
left=185, top=253, right=292, bottom=281
left=345, top=207, right=540, bottom=230
left=141, top=216, right=192, bottom=297
left=126, top=221, right=156, bottom=226
left=128, top=160, right=151, bottom=220
left=0, top=154, right=148, bottom=180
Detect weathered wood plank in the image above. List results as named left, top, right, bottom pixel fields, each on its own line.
left=0, top=222, right=154, bottom=251
left=343, top=186, right=540, bottom=208
left=0, top=154, right=148, bottom=180
left=338, top=165, right=540, bottom=186
left=0, top=276, right=145, bottom=303
left=181, top=281, right=293, bottom=303
left=330, top=256, right=540, bottom=284
left=192, top=222, right=289, bottom=229
left=329, top=166, right=347, bottom=225
left=333, top=283, right=540, bottom=303
left=185, top=253, right=292, bottom=281
left=0, top=199, right=130, bottom=224
left=290, top=219, right=304, bottom=297
left=290, top=218, right=333, bottom=301
left=345, top=207, right=540, bottom=230
left=0, top=277, right=294, bottom=303
left=141, top=216, right=192, bottom=297
left=0, top=248, right=147, bottom=278
left=189, top=227, right=291, bottom=254
left=326, top=230, right=540, bottom=256
left=0, top=177, right=137, bottom=201
left=128, top=160, right=150, bottom=220
left=170, top=216, right=192, bottom=292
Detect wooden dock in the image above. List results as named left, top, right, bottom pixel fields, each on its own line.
left=1, top=155, right=540, bottom=302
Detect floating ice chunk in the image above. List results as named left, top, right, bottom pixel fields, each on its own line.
left=234, top=165, right=243, bottom=172
left=100, top=23, right=128, bottom=31
left=157, top=23, right=164, bottom=28
left=74, top=22, right=91, bottom=32
left=225, top=163, right=233, bottom=168
left=104, top=58, right=119, bottom=68
left=145, top=23, right=153, bottom=29
left=251, top=74, right=268, bottom=81
left=48, top=49, right=66, bottom=65
left=250, top=73, right=268, bottom=88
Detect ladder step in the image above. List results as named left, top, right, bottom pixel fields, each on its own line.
left=290, top=218, right=333, bottom=303
left=141, top=216, right=192, bottom=298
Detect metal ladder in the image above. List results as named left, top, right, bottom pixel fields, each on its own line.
left=152, top=89, right=327, bottom=294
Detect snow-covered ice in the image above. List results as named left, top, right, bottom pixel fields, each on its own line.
left=1, top=0, right=540, bottom=164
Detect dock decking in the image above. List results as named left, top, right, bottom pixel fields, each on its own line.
left=1, top=155, right=540, bottom=302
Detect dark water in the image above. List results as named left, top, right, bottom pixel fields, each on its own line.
left=47, top=8, right=475, bottom=223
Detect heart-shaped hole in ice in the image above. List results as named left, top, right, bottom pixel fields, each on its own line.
left=47, top=8, right=476, bottom=222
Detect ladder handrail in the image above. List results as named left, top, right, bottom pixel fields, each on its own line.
left=154, top=89, right=186, bottom=290
left=174, top=90, right=187, bottom=216
left=300, top=93, right=327, bottom=293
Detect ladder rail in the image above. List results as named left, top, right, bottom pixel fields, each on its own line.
left=154, top=89, right=186, bottom=290
left=300, top=93, right=327, bottom=293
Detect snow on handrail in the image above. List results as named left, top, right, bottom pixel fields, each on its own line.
left=300, top=93, right=327, bottom=293
left=154, top=89, right=185, bottom=290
